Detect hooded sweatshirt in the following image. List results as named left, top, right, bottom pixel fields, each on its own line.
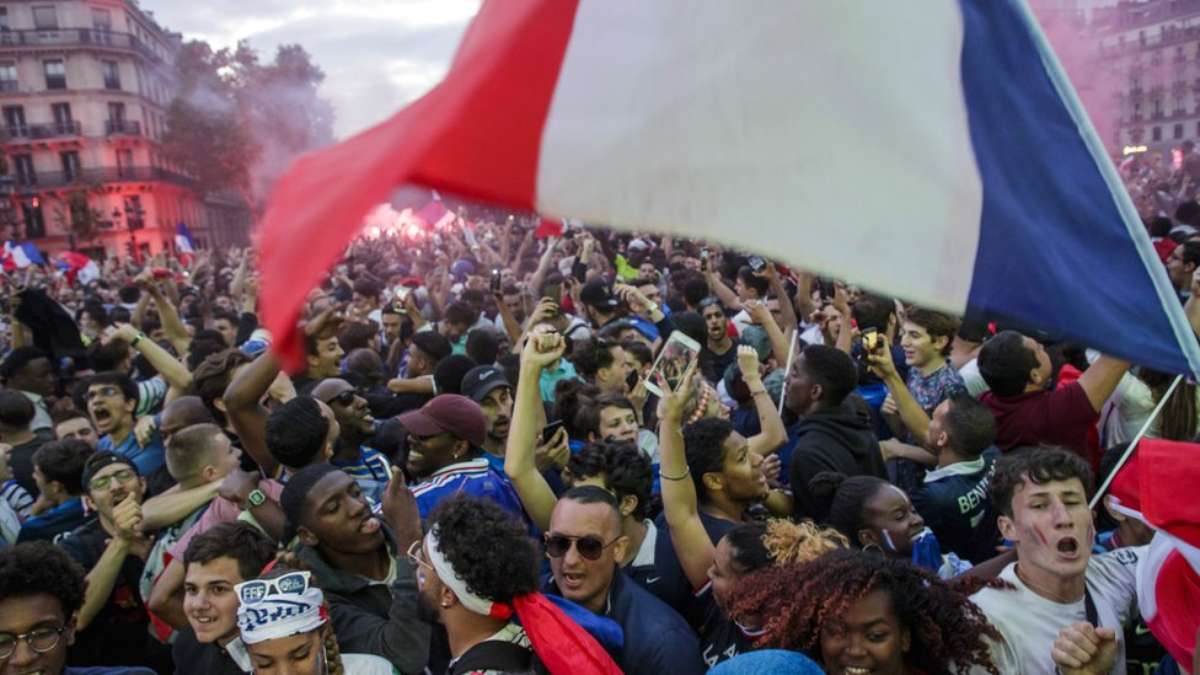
left=785, top=395, right=886, bottom=522
left=295, top=530, right=432, bottom=674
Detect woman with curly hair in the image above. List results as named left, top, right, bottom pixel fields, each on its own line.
left=657, top=361, right=847, bottom=668
left=728, top=549, right=1001, bottom=675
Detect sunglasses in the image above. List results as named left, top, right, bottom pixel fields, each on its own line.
left=406, top=540, right=431, bottom=570
left=238, top=571, right=312, bottom=605
left=543, top=533, right=622, bottom=561
left=324, top=390, right=356, bottom=407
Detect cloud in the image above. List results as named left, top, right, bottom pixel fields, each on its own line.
left=141, top=0, right=480, bottom=138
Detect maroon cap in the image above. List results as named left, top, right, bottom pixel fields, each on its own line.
left=397, top=394, right=487, bottom=447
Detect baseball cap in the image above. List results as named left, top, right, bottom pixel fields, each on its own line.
left=461, top=365, right=511, bottom=403
left=580, top=280, right=620, bottom=311
left=397, top=394, right=487, bottom=446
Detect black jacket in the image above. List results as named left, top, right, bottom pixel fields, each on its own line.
left=296, top=534, right=432, bottom=674
left=787, top=396, right=886, bottom=522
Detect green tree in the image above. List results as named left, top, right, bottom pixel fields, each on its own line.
left=161, top=40, right=333, bottom=211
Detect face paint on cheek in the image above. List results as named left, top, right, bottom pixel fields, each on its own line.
left=1030, top=525, right=1050, bottom=547
left=881, top=529, right=897, bottom=552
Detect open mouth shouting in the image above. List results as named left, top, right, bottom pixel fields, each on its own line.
left=1055, top=535, right=1081, bottom=561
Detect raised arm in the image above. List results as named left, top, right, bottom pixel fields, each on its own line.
left=867, top=336, right=931, bottom=441
left=763, top=263, right=798, bottom=341
left=744, top=299, right=791, bottom=368
left=137, top=272, right=190, bottom=355
left=504, top=330, right=564, bottom=531
left=1076, top=354, right=1132, bottom=413
left=737, top=346, right=786, bottom=455
left=224, top=350, right=283, bottom=476
left=112, top=323, right=192, bottom=391
left=705, top=267, right=742, bottom=312
left=528, top=237, right=559, bottom=302
left=658, top=362, right=714, bottom=591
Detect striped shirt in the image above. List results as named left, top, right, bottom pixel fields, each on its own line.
left=1, top=480, right=33, bottom=519
left=411, top=457, right=529, bottom=526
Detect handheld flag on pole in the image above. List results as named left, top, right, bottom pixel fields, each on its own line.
left=256, top=0, right=1200, bottom=377
left=2, top=241, right=45, bottom=271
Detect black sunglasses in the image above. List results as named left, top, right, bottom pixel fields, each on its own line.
left=325, top=390, right=356, bottom=406
left=544, top=534, right=621, bottom=561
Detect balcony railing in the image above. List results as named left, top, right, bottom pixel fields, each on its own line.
left=105, top=119, right=140, bottom=136
left=0, top=80, right=17, bottom=92
left=4, top=166, right=194, bottom=189
left=2, top=120, right=82, bottom=141
left=0, top=29, right=162, bottom=63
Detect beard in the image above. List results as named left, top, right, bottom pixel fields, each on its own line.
left=415, top=590, right=443, bottom=625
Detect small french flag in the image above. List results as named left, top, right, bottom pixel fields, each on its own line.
left=175, top=222, right=196, bottom=254
left=2, top=241, right=45, bottom=271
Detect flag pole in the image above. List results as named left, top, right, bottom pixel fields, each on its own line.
left=1089, top=373, right=1184, bottom=509
left=778, top=328, right=799, bottom=415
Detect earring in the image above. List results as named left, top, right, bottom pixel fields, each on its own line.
left=440, top=602, right=451, bottom=608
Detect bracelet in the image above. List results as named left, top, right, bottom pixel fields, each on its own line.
left=130, top=331, right=145, bottom=348
left=748, top=388, right=768, bottom=397
left=660, top=467, right=691, bottom=482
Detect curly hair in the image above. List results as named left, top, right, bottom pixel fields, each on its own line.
left=762, top=519, right=849, bottom=566
left=0, top=541, right=87, bottom=618
left=568, top=441, right=653, bottom=521
left=428, top=497, right=540, bottom=605
left=729, top=549, right=1000, bottom=675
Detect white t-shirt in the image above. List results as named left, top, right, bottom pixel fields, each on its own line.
left=343, top=652, right=399, bottom=675
left=957, top=357, right=990, bottom=398
left=968, top=548, right=1142, bottom=675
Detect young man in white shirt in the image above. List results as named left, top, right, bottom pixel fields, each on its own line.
left=969, top=447, right=1143, bottom=675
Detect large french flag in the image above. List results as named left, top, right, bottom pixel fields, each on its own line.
left=257, top=0, right=1200, bottom=374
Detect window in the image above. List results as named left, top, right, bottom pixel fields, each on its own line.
left=32, top=6, right=58, bottom=30
left=3, top=106, right=25, bottom=136
left=22, top=201, right=45, bottom=238
left=12, top=154, right=35, bottom=186
left=60, top=151, right=79, bottom=181
left=124, top=195, right=144, bottom=230
left=92, top=8, right=111, bottom=31
left=116, top=148, right=132, bottom=177
left=0, top=62, right=15, bottom=92
left=101, top=60, right=120, bottom=90
left=0, top=8, right=10, bottom=32
left=43, top=60, right=65, bottom=90
left=50, top=102, right=72, bottom=134
left=1175, top=123, right=1184, bottom=139
left=1153, top=126, right=1163, bottom=141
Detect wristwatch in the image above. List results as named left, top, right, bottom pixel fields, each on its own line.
left=246, top=488, right=267, bottom=509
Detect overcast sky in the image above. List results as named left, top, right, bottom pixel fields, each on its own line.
left=141, top=0, right=481, bottom=140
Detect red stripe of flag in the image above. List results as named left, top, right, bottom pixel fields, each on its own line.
left=259, top=0, right=579, bottom=371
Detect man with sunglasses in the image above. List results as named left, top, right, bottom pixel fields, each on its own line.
left=0, top=541, right=155, bottom=675
left=401, top=394, right=528, bottom=524
left=311, top=378, right=390, bottom=503
left=57, top=452, right=171, bottom=670
left=541, top=485, right=704, bottom=675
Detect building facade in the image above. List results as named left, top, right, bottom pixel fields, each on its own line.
left=0, top=0, right=221, bottom=260
left=1092, top=0, right=1200, bottom=154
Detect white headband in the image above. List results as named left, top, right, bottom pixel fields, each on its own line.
left=425, top=526, right=513, bottom=620
left=235, top=578, right=328, bottom=645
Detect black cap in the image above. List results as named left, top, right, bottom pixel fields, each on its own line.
left=461, top=365, right=511, bottom=403
left=580, top=280, right=620, bottom=310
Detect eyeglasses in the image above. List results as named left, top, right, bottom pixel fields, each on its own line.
left=0, top=626, right=67, bottom=659
left=324, top=390, right=356, bottom=407
left=238, top=571, right=312, bottom=605
left=543, top=534, right=622, bottom=561
left=88, top=468, right=136, bottom=492
left=406, top=540, right=431, bottom=570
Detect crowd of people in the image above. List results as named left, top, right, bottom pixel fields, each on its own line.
left=0, top=189, right=1198, bottom=675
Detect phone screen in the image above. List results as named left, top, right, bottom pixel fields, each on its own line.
left=643, top=331, right=702, bottom=397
